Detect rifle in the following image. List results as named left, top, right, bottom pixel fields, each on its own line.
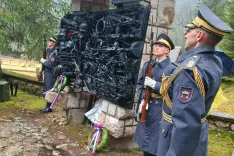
left=135, top=15, right=153, bottom=122
left=140, top=16, right=154, bottom=122
left=38, top=34, right=47, bottom=81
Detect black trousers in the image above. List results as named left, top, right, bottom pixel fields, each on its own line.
left=144, top=151, right=156, bottom=156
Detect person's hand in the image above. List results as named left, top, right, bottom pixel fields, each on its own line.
left=144, top=76, right=156, bottom=89
left=138, top=100, right=148, bottom=114
left=40, top=58, right=46, bottom=63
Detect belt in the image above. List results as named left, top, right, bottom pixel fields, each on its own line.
left=44, top=68, right=52, bottom=72
left=151, top=93, right=163, bottom=99
left=163, top=110, right=206, bottom=124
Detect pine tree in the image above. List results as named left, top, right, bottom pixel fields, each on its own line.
left=0, top=0, right=70, bottom=59
left=218, top=0, right=234, bottom=57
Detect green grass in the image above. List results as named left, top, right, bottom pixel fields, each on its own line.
left=221, top=81, right=234, bottom=90
left=0, top=89, right=45, bottom=109
left=208, top=130, right=234, bottom=156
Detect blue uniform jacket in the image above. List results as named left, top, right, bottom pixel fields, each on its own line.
left=133, top=57, right=176, bottom=155
left=157, top=45, right=223, bottom=156
left=43, top=47, right=57, bottom=93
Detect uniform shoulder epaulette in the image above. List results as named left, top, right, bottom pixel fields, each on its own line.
left=184, top=55, right=201, bottom=70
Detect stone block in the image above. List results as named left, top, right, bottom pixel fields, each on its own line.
left=151, top=0, right=159, bottom=9
left=104, top=0, right=110, bottom=6
left=108, top=103, right=117, bottom=116
left=101, top=5, right=109, bottom=11
left=79, top=92, right=90, bottom=100
left=146, top=43, right=151, bottom=54
left=71, top=0, right=81, bottom=11
left=104, top=115, right=124, bottom=138
left=102, top=100, right=109, bottom=113
left=215, top=121, right=230, bottom=128
left=63, top=86, right=74, bottom=93
left=156, top=0, right=175, bottom=27
left=133, top=118, right=138, bottom=126
left=116, top=107, right=134, bottom=119
left=208, top=123, right=217, bottom=130
left=79, top=100, right=88, bottom=108
left=125, top=119, right=133, bottom=126
left=145, top=25, right=151, bottom=42
left=157, top=27, right=168, bottom=35
left=150, top=8, right=157, bottom=26
left=143, top=42, right=147, bottom=54
left=80, top=2, right=90, bottom=11
left=74, top=88, right=82, bottom=92
left=145, top=26, right=157, bottom=43
left=133, top=91, right=138, bottom=103
left=68, top=109, right=86, bottom=123
left=91, top=4, right=102, bottom=11
left=124, top=126, right=136, bottom=137
left=45, top=92, right=68, bottom=108
left=84, top=0, right=108, bottom=5
left=231, top=124, right=234, bottom=131
left=140, top=55, right=150, bottom=70
left=67, top=94, right=80, bottom=109
left=107, top=135, right=138, bottom=149
left=168, top=28, right=172, bottom=38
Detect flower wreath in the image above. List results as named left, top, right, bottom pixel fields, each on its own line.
left=53, top=75, right=68, bottom=93
left=86, top=124, right=108, bottom=155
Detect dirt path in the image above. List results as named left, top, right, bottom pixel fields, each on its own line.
left=0, top=108, right=141, bottom=156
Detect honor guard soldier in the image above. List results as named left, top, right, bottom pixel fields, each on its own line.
left=133, top=33, right=176, bottom=156
left=40, top=36, right=57, bottom=113
left=157, top=4, right=233, bottom=156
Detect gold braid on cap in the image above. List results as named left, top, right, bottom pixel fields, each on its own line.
left=50, top=37, right=57, bottom=42
left=157, top=39, right=171, bottom=50
left=192, top=16, right=226, bottom=36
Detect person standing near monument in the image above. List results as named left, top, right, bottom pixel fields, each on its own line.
left=39, top=36, right=57, bottom=113
left=157, top=4, right=233, bottom=156
left=133, top=33, right=176, bottom=156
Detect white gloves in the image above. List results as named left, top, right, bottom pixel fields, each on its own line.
left=138, top=100, right=148, bottom=113
left=144, top=76, right=156, bottom=89
left=40, top=58, right=46, bottom=63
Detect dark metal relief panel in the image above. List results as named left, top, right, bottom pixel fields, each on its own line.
left=54, top=5, right=151, bottom=109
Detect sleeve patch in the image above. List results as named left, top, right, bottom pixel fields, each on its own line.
left=178, top=86, right=194, bottom=103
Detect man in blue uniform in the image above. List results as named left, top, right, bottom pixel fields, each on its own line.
left=40, top=36, right=57, bottom=113
left=157, top=4, right=233, bottom=156
left=133, top=33, right=176, bottom=156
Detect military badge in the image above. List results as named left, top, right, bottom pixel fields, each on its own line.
left=186, top=61, right=195, bottom=68
left=178, top=86, right=194, bottom=103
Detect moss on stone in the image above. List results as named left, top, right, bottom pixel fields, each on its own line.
left=0, top=89, right=45, bottom=109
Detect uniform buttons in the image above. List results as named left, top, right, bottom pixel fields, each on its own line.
left=156, top=101, right=158, bottom=104
left=153, top=78, right=155, bottom=80
left=162, top=129, right=165, bottom=134
left=150, top=101, right=152, bottom=103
